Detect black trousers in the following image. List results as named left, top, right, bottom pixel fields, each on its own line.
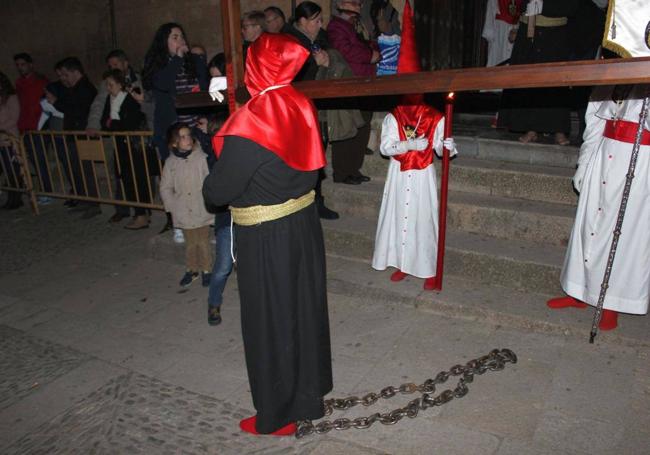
left=330, top=111, right=372, bottom=181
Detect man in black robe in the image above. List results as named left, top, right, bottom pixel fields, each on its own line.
left=498, top=0, right=580, bottom=145
left=203, top=33, right=332, bottom=436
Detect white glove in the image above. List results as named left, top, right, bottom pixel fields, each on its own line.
left=386, top=136, right=429, bottom=155
left=525, top=0, right=543, bottom=16
left=407, top=135, right=429, bottom=151
left=209, top=76, right=227, bottom=102
left=572, top=165, right=586, bottom=193
left=443, top=137, right=456, bottom=152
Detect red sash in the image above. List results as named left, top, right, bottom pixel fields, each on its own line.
left=603, top=119, right=650, bottom=146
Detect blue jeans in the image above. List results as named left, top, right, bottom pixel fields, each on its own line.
left=208, top=212, right=234, bottom=309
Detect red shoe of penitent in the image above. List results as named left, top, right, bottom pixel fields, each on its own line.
left=598, top=309, right=618, bottom=331
left=390, top=270, right=407, bottom=282
left=547, top=296, right=588, bottom=309
left=423, top=277, right=436, bottom=290
left=239, top=416, right=296, bottom=436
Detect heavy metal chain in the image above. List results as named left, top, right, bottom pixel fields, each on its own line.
left=295, top=348, right=517, bottom=438
left=589, top=91, right=650, bottom=343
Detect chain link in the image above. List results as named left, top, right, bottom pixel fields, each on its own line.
left=295, top=348, right=517, bottom=438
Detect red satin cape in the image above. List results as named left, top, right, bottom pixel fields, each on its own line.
left=212, top=33, right=326, bottom=171
left=392, top=104, right=443, bottom=172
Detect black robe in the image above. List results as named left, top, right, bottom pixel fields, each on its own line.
left=202, top=136, right=332, bottom=433
left=498, top=0, right=579, bottom=134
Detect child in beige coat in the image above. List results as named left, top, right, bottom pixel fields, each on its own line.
left=160, top=123, right=213, bottom=287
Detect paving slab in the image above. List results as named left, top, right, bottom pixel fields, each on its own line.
left=2, top=195, right=650, bottom=454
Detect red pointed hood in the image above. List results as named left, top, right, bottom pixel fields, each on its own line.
left=213, top=33, right=326, bottom=171
left=391, top=1, right=443, bottom=172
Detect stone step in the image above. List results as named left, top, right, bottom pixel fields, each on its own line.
left=457, top=136, right=579, bottom=168
left=351, top=141, right=579, bottom=185
left=336, top=155, right=578, bottom=206
left=321, top=215, right=565, bottom=295
left=449, top=157, right=577, bottom=205
left=455, top=112, right=495, bottom=127
left=148, top=213, right=565, bottom=295
left=322, top=180, right=576, bottom=247
left=350, top=133, right=579, bottom=179
left=146, top=231, right=648, bottom=348
left=326, top=255, right=650, bottom=348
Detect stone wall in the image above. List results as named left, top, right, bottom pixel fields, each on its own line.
left=1, top=0, right=333, bottom=85
left=1, top=0, right=112, bottom=83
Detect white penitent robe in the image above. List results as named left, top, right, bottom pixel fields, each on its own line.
left=482, top=0, right=516, bottom=67
left=561, top=85, right=650, bottom=315
left=372, top=113, right=447, bottom=279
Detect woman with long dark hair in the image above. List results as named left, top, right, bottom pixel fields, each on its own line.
left=0, top=72, right=23, bottom=209
left=142, top=22, right=208, bottom=236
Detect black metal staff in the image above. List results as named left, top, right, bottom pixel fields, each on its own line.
left=589, top=90, right=650, bottom=343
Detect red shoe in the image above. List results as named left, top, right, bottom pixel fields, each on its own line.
left=547, top=296, right=588, bottom=309
left=423, top=277, right=436, bottom=290
left=390, top=270, right=407, bottom=282
left=239, top=416, right=296, bottom=436
left=598, top=309, right=618, bottom=331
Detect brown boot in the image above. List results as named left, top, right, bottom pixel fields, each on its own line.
left=124, top=215, right=149, bottom=230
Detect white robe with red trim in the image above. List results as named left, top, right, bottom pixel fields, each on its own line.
left=481, top=0, right=516, bottom=67
left=372, top=114, right=447, bottom=279
left=561, top=85, right=650, bottom=315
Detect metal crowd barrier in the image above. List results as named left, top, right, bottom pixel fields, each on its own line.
left=8, top=130, right=166, bottom=214
left=0, top=132, right=39, bottom=213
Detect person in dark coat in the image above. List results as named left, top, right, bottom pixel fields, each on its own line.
left=100, top=69, right=149, bottom=230
left=497, top=0, right=579, bottom=145
left=142, top=22, right=208, bottom=235
left=285, top=1, right=340, bottom=220
left=202, top=33, right=332, bottom=436
left=327, top=0, right=378, bottom=184
left=47, top=57, right=100, bottom=217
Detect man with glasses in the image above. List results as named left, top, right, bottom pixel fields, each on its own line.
left=241, top=11, right=266, bottom=63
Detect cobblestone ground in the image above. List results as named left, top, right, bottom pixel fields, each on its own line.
left=1, top=203, right=649, bottom=454
left=0, top=204, right=116, bottom=274
left=5, top=370, right=285, bottom=454
left=0, top=326, right=89, bottom=410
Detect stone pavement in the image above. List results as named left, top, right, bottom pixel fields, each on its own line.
left=1, top=204, right=649, bottom=454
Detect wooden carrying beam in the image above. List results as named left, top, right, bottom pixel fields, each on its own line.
left=296, top=57, right=650, bottom=98
left=176, top=57, right=650, bottom=109
left=221, top=0, right=244, bottom=112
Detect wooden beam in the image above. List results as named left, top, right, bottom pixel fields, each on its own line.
left=176, top=57, right=650, bottom=109
left=221, top=0, right=244, bottom=111
left=296, top=57, right=650, bottom=98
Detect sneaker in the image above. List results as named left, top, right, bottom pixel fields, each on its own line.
left=208, top=306, right=222, bottom=326
left=201, top=271, right=211, bottom=287
left=179, top=270, right=199, bottom=287
left=173, top=228, right=185, bottom=244
left=37, top=196, right=53, bottom=205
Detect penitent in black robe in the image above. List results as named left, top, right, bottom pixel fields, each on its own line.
left=202, top=135, right=333, bottom=433
left=497, top=0, right=579, bottom=134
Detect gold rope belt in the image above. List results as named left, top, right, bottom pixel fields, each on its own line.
left=520, top=15, right=568, bottom=27
left=230, top=190, right=315, bottom=226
